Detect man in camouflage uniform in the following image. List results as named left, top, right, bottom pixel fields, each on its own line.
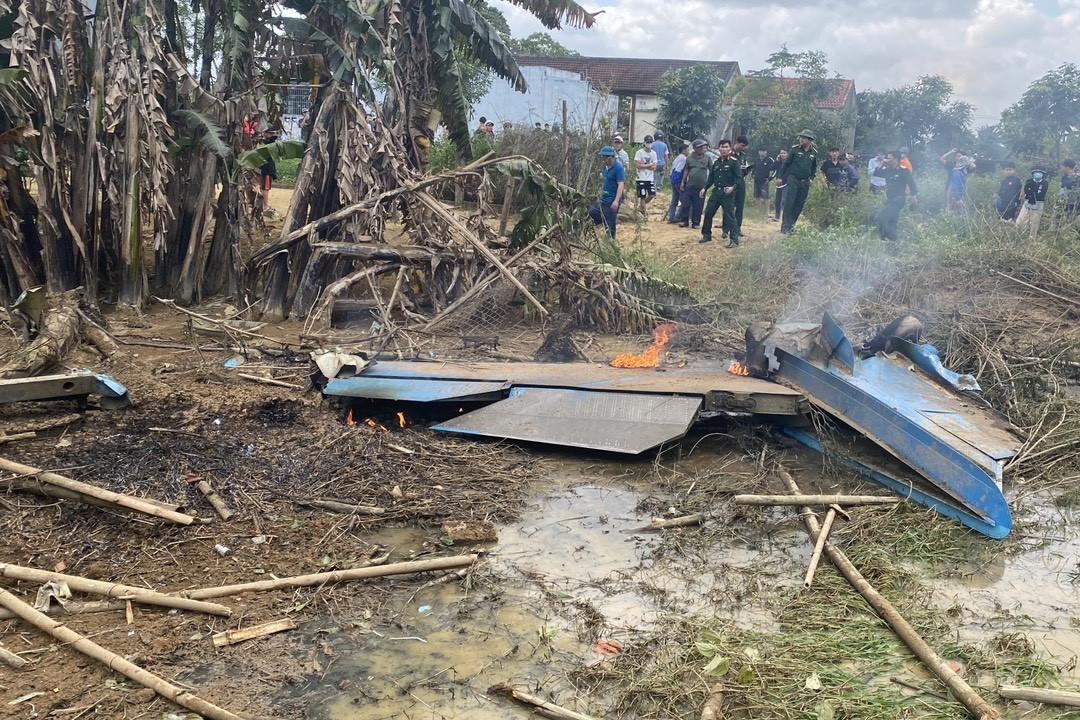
left=777, top=129, right=818, bottom=234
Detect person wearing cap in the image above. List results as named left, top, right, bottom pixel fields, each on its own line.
left=729, top=135, right=751, bottom=238
left=777, top=129, right=818, bottom=234
left=588, top=146, right=626, bottom=239
left=652, top=131, right=669, bottom=190
left=946, top=154, right=975, bottom=213
left=676, top=139, right=713, bottom=228
left=1017, top=167, right=1049, bottom=240
left=872, top=150, right=918, bottom=241
left=666, top=142, right=690, bottom=223
left=700, top=139, right=742, bottom=246
left=634, top=135, right=659, bottom=218
left=612, top=136, right=630, bottom=175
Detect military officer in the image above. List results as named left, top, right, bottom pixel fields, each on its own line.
left=777, top=129, right=818, bottom=234
left=700, top=139, right=743, bottom=246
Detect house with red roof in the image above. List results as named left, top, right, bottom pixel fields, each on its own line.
left=723, top=76, right=858, bottom=149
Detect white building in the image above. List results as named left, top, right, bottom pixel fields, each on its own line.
left=471, top=65, right=618, bottom=132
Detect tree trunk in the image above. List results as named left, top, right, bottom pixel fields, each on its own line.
left=118, top=96, right=145, bottom=307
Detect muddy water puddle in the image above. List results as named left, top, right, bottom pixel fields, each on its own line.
left=300, top=446, right=1080, bottom=719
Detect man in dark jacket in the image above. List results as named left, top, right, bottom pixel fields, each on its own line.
left=777, top=130, right=818, bottom=234
left=872, top=150, right=919, bottom=241
left=994, top=162, right=1022, bottom=221
left=752, top=147, right=775, bottom=216
left=1017, top=167, right=1049, bottom=239
left=676, top=139, right=713, bottom=228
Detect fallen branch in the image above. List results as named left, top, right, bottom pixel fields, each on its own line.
left=779, top=469, right=1001, bottom=720
left=0, top=586, right=247, bottom=720
left=489, top=683, right=600, bottom=720
left=236, top=372, right=303, bottom=390
left=0, top=599, right=127, bottom=621
left=998, top=685, right=1080, bottom=708
left=152, top=297, right=289, bottom=347
left=803, top=504, right=849, bottom=589
left=182, top=554, right=473, bottom=600
left=0, top=644, right=28, bottom=668
left=186, top=476, right=234, bottom=520
left=700, top=683, right=724, bottom=720
left=0, top=432, right=36, bottom=444
left=212, top=618, right=297, bottom=647
left=0, top=457, right=194, bottom=525
left=304, top=498, right=386, bottom=515
left=621, top=513, right=703, bottom=534
left=732, top=494, right=900, bottom=507
left=0, top=563, right=231, bottom=616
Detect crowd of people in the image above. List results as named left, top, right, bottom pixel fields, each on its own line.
left=587, top=129, right=1080, bottom=244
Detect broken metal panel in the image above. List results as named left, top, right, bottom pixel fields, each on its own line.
left=431, top=387, right=702, bottom=454
left=322, top=376, right=510, bottom=403
left=0, top=372, right=131, bottom=409
left=784, top=427, right=1010, bottom=539
left=357, top=360, right=805, bottom=416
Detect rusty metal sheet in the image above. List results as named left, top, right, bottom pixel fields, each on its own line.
left=431, top=387, right=702, bottom=454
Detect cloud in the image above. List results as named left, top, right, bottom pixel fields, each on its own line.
left=492, top=0, right=1080, bottom=120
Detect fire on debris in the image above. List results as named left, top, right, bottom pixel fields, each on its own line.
left=610, top=324, right=678, bottom=368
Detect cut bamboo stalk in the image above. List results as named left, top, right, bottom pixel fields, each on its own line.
left=0, top=432, right=36, bottom=444
left=212, top=618, right=297, bottom=647
left=700, top=683, right=724, bottom=720
left=803, top=507, right=838, bottom=589
left=305, top=498, right=386, bottom=515
left=0, top=599, right=127, bottom=621
left=236, top=373, right=303, bottom=390
left=0, top=458, right=194, bottom=525
left=0, top=645, right=28, bottom=668
left=733, top=493, right=899, bottom=507
left=0, top=586, right=247, bottom=720
left=193, top=479, right=234, bottom=520
left=0, top=477, right=185, bottom=515
left=489, top=683, right=599, bottom=720
left=182, top=554, right=475, bottom=600
left=998, top=685, right=1080, bottom=708
left=621, top=513, right=703, bottom=534
left=779, top=469, right=1001, bottom=720
left=0, top=563, right=231, bottom=617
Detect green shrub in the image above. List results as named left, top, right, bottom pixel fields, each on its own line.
left=275, top=157, right=302, bottom=185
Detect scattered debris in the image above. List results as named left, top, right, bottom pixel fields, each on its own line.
left=212, top=618, right=298, bottom=647
left=303, top=498, right=386, bottom=516
left=184, top=474, right=234, bottom=520
left=489, top=683, right=600, bottom=720
left=0, top=371, right=131, bottom=408
left=620, top=513, right=704, bottom=534
left=442, top=519, right=498, bottom=544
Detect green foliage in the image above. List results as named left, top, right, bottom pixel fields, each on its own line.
left=275, top=157, right=302, bottom=184
left=507, top=31, right=578, bottom=56
left=1000, top=63, right=1080, bottom=161
left=172, top=109, right=231, bottom=160
left=235, top=139, right=307, bottom=170
left=656, top=65, right=726, bottom=142
left=764, top=43, right=828, bottom=79
left=730, top=77, right=855, bottom=155
left=855, top=75, right=974, bottom=158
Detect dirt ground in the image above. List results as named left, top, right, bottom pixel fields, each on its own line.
left=0, top=185, right=759, bottom=719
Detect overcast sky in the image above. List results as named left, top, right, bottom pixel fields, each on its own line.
left=493, top=0, right=1080, bottom=123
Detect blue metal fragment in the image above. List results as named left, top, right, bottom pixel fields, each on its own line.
left=322, top=376, right=509, bottom=403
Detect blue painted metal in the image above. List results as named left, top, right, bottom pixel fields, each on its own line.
left=322, top=376, right=509, bottom=402
left=783, top=427, right=1010, bottom=538
left=772, top=315, right=1018, bottom=538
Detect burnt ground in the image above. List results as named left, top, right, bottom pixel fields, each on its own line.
left=0, top=308, right=547, bottom=720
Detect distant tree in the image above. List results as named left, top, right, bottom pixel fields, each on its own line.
left=508, top=31, right=579, bottom=56
left=972, top=124, right=1008, bottom=160
left=1000, top=63, right=1080, bottom=162
left=854, top=75, right=973, bottom=157
left=656, top=65, right=726, bottom=142
left=765, top=44, right=828, bottom=79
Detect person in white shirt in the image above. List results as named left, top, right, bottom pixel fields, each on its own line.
left=612, top=136, right=630, bottom=175
left=634, top=135, right=659, bottom=218
left=667, top=143, right=690, bottom=223
left=868, top=148, right=887, bottom=194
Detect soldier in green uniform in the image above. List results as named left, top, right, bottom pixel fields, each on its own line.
left=729, top=135, right=751, bottom=240
left=700, top=139, right=742, bottom=246
left=777, top=129, right=818, bottom=234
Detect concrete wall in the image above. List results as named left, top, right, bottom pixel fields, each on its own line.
left=471, top=66, right=618, bottom=131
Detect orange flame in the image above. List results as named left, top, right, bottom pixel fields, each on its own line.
left=365, top=417, right=390, bottom=432
left=396, top=411, right=407, bottom=428
left=611, top=323, right=678, bottom=368
left=345, top=409, right=356, bottom=426
left=728, top=360, right=750, bottom=376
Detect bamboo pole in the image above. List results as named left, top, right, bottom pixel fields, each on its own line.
left=0, top=599, right=127, bottom=621
left=621, top=513, right=703, bottom=534
left=212, top=618, right=297, bottom=647
left=0, top=644, right=28, bottom=668
left=733, top=493, right=899, bottom=507
left=305, top=498, right=386, bottom=515
left=489, top=683, right=600, bottom=720
left=778, top=469, right=1001, bottom=720
left=182, top=554, right=475, bottom=600
left=0, top=458, right=194, bottom=525
left=0, top=587, right=247, bottom=720
left=803, top=506, right=838, bottom=589
left=998, top=685, right=1080, bottom=708
left=192, top=479, right=234, bottom=520
left=0, top=563, right=231, bottom=617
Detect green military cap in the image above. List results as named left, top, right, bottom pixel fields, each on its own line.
left=797, top=129, right=815, bottom=141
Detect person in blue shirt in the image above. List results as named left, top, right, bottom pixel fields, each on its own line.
left=652, top=131, right=669, bottom=190
left=588, top=146, right=626, bottom=238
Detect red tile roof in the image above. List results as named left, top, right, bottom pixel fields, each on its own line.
left=729, top=77, right=855, bottom=110
left=514, top=56, right=741, bottom=95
